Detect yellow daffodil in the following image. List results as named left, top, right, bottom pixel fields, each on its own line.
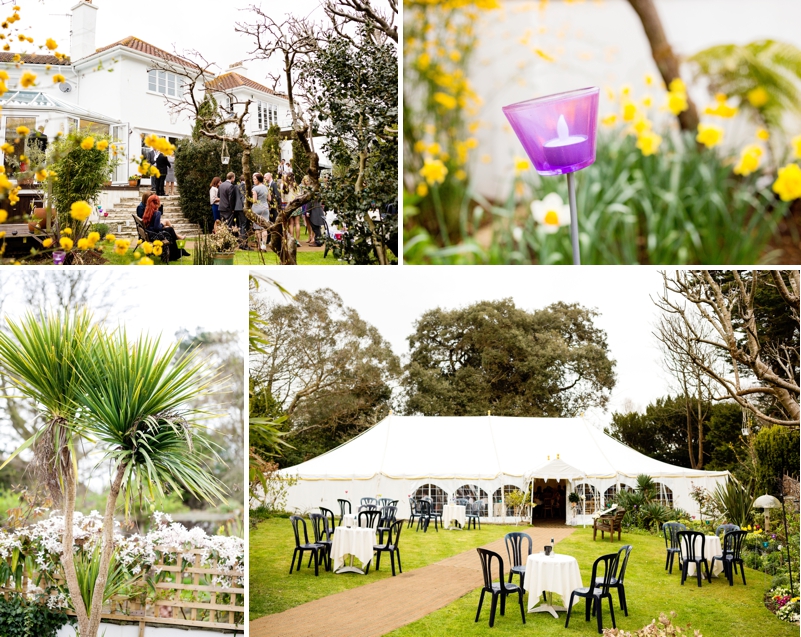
left=704, top=102, right=738, bottom=118
left=61, top=227, right=72, bottom=236
left=59, top=237, right=73, bottom=250
left=77, top=238, right=90, bottom=250
left=96, top=140, right=109, bottom=151
left=105, top=233, right=116, bottom=242
left=427, top=142, right=441, bottom=156
left=133, top=251, right=141, bottom=259
left=733, top=144, right=762, bottom=176
left=114, top=238, right=131, bottom=256
left=413, top=140, right=426, bottom=153
left=642, top=95, right=653, bottom=107
left=0, top=70, right=7, bottom=81
left=137, top=256, right=155, bottom=265
left=419, top=158, right=448, bottom=185
left=45, top=38, right=57, bottom=50
left=87, top=231, right=100, bottom=244
left=416, top=182, right=429, bottom=197
left=622, top=101, right=637, bottom=122
left=514, top=157, right=529, bottom=175
left=454, top=169, right=467, bottom=181
left=19, top=71, right=36, bottom=88
left=0, top=209, right=6, bottom=223
left=69, top=200, right=92, bottom=221
left=531, top=192, right=570, bottom=233
left=35, top=169, right=48, bottom=181
left=0, top=142, right=14, bottom=154
left=772, top=163, right=801, bottom=202
left=149, top=166, right=160, bottom=177
left=696, top=124, right=724, bottom=149
left=15, top=125, right=28, bottom=136
left=601, top=114, right=617, bottom=128
left=141, top=241, right=154, bottom=255
left=644, top=74, right=654, bottom=86
left=42, top=238, right=53, bottom=248
left=153, top=246, right=163, bottom=256
left=80, top=136, right=95, bottom=150
left=667, top=91, right=688, bottom=115
left=633, top=117, right=652, bottom=135
left=757, top=128, right=770, bottom=141
left=792, top=134, right=801, bottom=160
left=668, top=78, right=686, bottom=94
left=433, top=92, right=457, bottom=110
left=636, top=130, right=662, bottom=156
left=747, top=86, right=769, bottom=108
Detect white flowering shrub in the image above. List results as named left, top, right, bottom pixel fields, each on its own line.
left=0, top=511, right=244, bottom=622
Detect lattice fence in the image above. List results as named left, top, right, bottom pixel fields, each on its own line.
left=1, top=546, right=244, bottom=634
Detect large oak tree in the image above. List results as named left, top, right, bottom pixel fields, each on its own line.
left=402, top=300, right=616, bottom=417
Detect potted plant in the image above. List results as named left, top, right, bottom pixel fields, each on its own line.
left=209, top=223, right=238, bottom=265
left=128, top=174, right=141, bottom=187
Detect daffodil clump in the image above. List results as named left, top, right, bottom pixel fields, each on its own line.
left=404, top=0, right=497, bottom=227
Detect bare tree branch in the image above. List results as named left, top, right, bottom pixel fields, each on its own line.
left=323, top=0, right=398, bottom=43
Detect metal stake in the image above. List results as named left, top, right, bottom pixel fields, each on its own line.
left=566, top=172, right=580, bottom=265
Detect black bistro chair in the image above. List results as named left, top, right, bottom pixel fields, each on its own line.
left=320, top=506, right=337, bottom=531
left=369, top=519, right=404, bottom=576
left=337, top=498, right=351, bottom=524
left=565, top=552, right=620, bottom=634
left=361, top=497, right=378, bottom=508
left=377, top=497, right=394, bottom=508
left=358, top=509, right=381, bottom=530
left=466, top=500, right=483, bottom=530
left=475, top=548, right=526, bottom=628
left=377, top=506, right=398, bottom=542
left=455, top=498, right=469, bottom=507
left=715, top=523, right=740, bottom=539
left=416, top=499, right=433, bottom=532
left=422, top=496, right=443, bottom=529
left=504, top=532, right=532, bottom=588
left=711, top=530, right=748, bottom=586
left=309, top=512, right=333, bottom=571
left=662, top=522, right=686, bottom=574
left=289, top=515, right=326, bottom=576
left=408, top=498, right=420, bottom=529
left=595, top=544, right=633, bottom=616
left=677, top=530, right=711, bottom=587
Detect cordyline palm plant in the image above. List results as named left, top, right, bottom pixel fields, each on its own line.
left=0, top=309, right=227, bottom=637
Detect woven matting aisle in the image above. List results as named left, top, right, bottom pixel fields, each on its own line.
left=249, top=525, right=575, bottom=637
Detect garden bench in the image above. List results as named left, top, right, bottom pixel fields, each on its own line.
left=593, top=507, right=626, bottom=542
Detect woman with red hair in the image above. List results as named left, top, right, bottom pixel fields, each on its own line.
left=142, top=194, right=189, bottom=258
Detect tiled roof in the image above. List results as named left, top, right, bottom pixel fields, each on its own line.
left=205, top=72, right=285, bottom=98
left=93, top=36, right=196, bottom=67
left=0, top=52, right=70, bottom=65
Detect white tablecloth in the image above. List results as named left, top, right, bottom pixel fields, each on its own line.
left=524, top=552, right=583, bottom=612
left=341, top=514, right=356, bottom=527
left=685, top=534, right=724, bottom=577
left=331, top=527, right=374, bottom=572
left=442, top=504, right=466, bottom=528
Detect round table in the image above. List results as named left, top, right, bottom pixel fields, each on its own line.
left=685, top=534, right=724, bottom=577
left=442, top=504, right=466, bottom=530
left=330, top=527, right=374, bottom=574
left=524, top=552, right=583, bottom=617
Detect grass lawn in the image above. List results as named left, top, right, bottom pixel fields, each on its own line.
left=386, top=527, right=796, bottom=637
left=249, top=517, right=530, bottom=620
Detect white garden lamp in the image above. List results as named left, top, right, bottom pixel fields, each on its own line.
left=753, top=493, right=794, bottom=596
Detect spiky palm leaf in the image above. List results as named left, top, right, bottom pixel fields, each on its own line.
left=76, top=330, right=227, bottom=515
left=690, top=39, right=801, bottom=129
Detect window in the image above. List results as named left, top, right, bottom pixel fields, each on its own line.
left=3, top=116, right=36, bottom=175
left=492, top=485, right=523, bottom=517
left=652, top=482, right=673, bottom=507
left=148, top=69, right=182, bottom=97
left=603, top=484, right=633, bottom=508
left=574, top=483, right=598, bottom=514
left=412, top=484, right=447, bottom=514
left=257, top=101, right=279, bottom=131
left=78, top=119, right=109, bottom=136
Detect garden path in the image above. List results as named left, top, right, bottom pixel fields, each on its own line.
left=249, top=523, right=574, bottom=637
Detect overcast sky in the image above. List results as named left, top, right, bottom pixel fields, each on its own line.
left=19, top=0, right=328, bottom=88
left=252, top=267, right=677, bottom=430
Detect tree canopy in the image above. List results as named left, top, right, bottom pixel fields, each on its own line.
left=402, top=299, right=616, bottom=417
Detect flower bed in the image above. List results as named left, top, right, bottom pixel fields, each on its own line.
left=0, top=511, right=244, bottom=631
left=766, top=587, right=800, bottom=624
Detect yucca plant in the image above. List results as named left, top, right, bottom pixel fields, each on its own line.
left=713, top=479, right=755, bottom=528
left=0, top=310, right=227, bottom=637
left=72, top=545, right=135, bottom=613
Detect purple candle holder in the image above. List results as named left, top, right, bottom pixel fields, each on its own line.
left=502, top=87, right=599, bottom=176
left=52, top=250, right=66, bottom=265
left=503, top=87, right=600, bottom=265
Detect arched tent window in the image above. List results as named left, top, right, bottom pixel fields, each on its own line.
left=603, top=484, right=634, bottom=508
left=413, top=484, right=447, bottom=513
left=653, top=482, right=673, bottom=507
left=492, top=485, right=521, bottom=517
left=455, top=484, right=488, bottom=506
left=575, top=483, right=598, bottom=514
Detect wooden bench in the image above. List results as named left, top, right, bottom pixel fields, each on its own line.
left=593, top=507, right=626, bottom=542
left=0, top=223, right=42, bottom=258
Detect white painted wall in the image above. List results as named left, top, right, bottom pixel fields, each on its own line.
left=467, top=0, right=801, bottom=200
left=56, top=622, right=242, bottom=637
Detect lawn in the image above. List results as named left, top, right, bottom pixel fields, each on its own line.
left=249, top=517, right=529, bottom=620
left=386, top=527, right=797, bottom=637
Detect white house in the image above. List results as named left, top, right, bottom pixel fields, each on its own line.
left=0, top=0, right=301, bottom=185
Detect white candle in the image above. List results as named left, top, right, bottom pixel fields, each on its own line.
left=543, top=115, right=588, bottom=167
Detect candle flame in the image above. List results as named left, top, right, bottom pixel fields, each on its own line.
left=557, top=114, right=569, bottom=140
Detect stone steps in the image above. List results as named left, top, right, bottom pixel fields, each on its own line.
left=97, top=192, right=202, bottom=240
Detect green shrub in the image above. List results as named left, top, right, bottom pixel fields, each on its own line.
left=0, top=596, right=70, bottom=637
left=174, top=136, right=246, bottom=229
left=712, top=479, right=755, bottom=527
left=753, top=426, right=800, bottom=495
left=91, top=222, right=109, bottom=237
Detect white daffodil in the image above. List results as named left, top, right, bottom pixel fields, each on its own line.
left=531, top=192, right=570, bottom=233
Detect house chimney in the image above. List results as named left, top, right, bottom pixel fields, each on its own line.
left=70, top=1, right=98, bottom=61
left=228, top=61, right=248, bottom=78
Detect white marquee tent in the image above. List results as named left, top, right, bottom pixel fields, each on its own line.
left=273, top=415, right=729, bottom=525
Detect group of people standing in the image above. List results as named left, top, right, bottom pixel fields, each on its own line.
left=143, top=146, right=176, bottom=197
left=208, top=163, right=324, bottom=250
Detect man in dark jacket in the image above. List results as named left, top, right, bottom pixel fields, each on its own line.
left=153, top=150, right=171, bottom=196
left=217, top=172, right=237, bottom=228
left=265, top=173, right=281, bottom=222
